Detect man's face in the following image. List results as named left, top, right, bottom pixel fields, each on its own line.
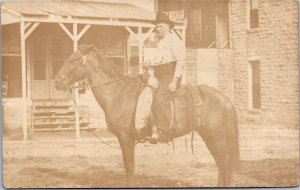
left=156, top=23, right=170, bottom=38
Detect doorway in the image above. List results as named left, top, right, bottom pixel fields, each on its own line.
left=30, top=35, right=72, bottom=100
left=216, top=13, right=229, bottom=48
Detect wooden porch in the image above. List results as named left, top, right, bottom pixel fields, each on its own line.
left=1, top=0, right=186, bottom=140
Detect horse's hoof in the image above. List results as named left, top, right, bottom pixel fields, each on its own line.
left=149, top=138, right=158, bottom=144
left=136, top=136, right=152, bottom=144
left=148, top=135, right=170, bottom=144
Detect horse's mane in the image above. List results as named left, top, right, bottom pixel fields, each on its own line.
left=79, top=44, right=125, bottom=79
left=95, top=52, right=124, bottom=79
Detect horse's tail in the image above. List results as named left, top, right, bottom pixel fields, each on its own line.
left=233, top=109, right=240, bottom=171
left=226, top=105, right=240, bottom=183
left=196, top=85, right=240, bottom=186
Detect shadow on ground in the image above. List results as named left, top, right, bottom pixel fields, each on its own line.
left=16, top=165, right=190, bottom=188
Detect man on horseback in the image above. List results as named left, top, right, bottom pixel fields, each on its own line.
left=135, top=12, right=186, bottom=143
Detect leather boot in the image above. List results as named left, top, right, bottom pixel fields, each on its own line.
left=149, top=129, right=172, bottom=144
left=134, top=127, right=151, bottom=142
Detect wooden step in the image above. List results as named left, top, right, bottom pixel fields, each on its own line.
left=32, top=100, right=72, bottom=107
left=32, top=121, right=90, bottom=125
left=32, top=115, right=85, bottom=119
left=33, top=111, right=75, bottom=115
left=31, top=100, right=91, bottom=132
left=32, top=126, right=97, bottom=131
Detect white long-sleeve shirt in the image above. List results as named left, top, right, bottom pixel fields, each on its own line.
left=150, top=32, right=186, bottom=78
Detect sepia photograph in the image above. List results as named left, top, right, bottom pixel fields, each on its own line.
left=1, top=0, right=299, bottom=188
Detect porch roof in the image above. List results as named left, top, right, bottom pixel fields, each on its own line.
left=1, top=0, right=159, bottom=27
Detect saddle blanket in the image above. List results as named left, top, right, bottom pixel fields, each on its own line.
left=135, top=83, right=204, bottom=131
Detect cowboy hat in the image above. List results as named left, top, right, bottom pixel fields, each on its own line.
left=154, top=12, right=175, bottom=29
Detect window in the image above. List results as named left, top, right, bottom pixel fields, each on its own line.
left=216, top=13, right=229, bottom=48
left=2, top=56, right=22, bottom=98
left=186, top=3, right=229, bottom=48
left=51, top=39, right=71, bottom=80
left=249, top=61, right=261, bottom=109
left=33, top=42, right=47, bottom=80
left=2, top=24, right=21, bottom=55
left=250, top=0, right=259, bottom=28
left=189, top=8, right=201, bottom=43
left=128, top=46, right=139, bottom=75
left=33, top=60, right=47, bottom=80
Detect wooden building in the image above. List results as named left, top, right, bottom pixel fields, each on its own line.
left=1, top=0, right=185, bottom=140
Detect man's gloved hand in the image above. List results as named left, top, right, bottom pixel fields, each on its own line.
left=142, top=60, right=152, bottom=69
left=169, top=77, right=182, bottom=92
left=148, top=75, right=159, bottom=89
left=169, top=79, right=178, bottom=92
left=140, top=73, right=149, bottom=83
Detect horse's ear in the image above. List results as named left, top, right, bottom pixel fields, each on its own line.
left=80, top=44, right=95, bottom=55
left=87, top=44, right=94, bottom=50
left=86, top=44, right=96, bottom=53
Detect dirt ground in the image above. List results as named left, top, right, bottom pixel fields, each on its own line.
left=2, top=123, right=299, bottom=188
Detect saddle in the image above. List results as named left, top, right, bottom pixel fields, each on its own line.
left=149, top=84, right=204, bottom=143
left=135, top=73, right=204, bottom=143
left=170, top=84, right=204, bottom=136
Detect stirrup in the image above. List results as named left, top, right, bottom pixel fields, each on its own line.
left=136, top=136, right=151, bottom=143
left=149, top=126, right=172, bottom=144
left=149, top=125, right=158, bottom=144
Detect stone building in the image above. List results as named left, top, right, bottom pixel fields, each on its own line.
left=157, top=0, right=298, bottom=127
left=158, top=0, right=234, bottom=96
left=229, top=0, right=298, bottom=126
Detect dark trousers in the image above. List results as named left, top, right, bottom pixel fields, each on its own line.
left=153, top=62, right=177, bottom=132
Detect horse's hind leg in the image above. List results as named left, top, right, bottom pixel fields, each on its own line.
left=117, top=134, right=135, bottom=186
left=215, top=151, right=229, bottom=186
left=197, top=132, right=232, bottom=186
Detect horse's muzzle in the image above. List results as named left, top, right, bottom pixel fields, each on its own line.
left=54, top=79, right=68, bottom=91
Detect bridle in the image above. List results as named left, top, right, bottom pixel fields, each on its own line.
left=59, top=51, right=140, bottom=91
left=57, top=52, right=122, bottom=149
left=59, top=74, right=72, bottom=92
left=58, top=54, right=88, bottom=92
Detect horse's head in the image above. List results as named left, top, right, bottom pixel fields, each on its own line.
left=54, top=44, right=96, bottom=91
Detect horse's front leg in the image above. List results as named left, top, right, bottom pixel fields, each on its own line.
left=117, top=133, right=135, bottom=187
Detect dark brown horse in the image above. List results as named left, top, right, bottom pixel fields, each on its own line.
left=54, top=44, right=240, bottom=187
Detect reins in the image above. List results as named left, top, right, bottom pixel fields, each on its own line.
left=70, top=69, right=140, bottom=89
left=71, top=98, right=121, bottom=150
left=64, top=52, right=146, bottom=149
left=60, top=49, right=183, bottom=148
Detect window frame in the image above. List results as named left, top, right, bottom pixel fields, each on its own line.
left=248, top=59, right=261, bottom=110
left=190, top=7, right=202, bottom=44
left=2, top=56, right=23, bottom=98
left=247, top=0, right=259, bottom=29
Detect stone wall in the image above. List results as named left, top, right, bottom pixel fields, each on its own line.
left=185, top=48, right=233, bottom=97
left=185, top=49, right=198, bottom=85
left=217, top=49, right=233, bottom=97
left=230, top=0, right=298, bottom=127
left=2, top=99, right=32, bottom=140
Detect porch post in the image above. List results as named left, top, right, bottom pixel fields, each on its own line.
left=125, top=26, right=155, bottom=74
left=172, top=22, right=187, bottom=85
left=58, top=22, right=91, bottom=140
left=182, top=20, right=187, bottom=85
left=73, top=23, right=80, bottom=140
left=228, top=1, right=235, bottom=102
left=20, top=20, right=27, bottom=141
left=24, top=22, right=40, bottom=106
left=138, top=27, right=143, bottom=74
